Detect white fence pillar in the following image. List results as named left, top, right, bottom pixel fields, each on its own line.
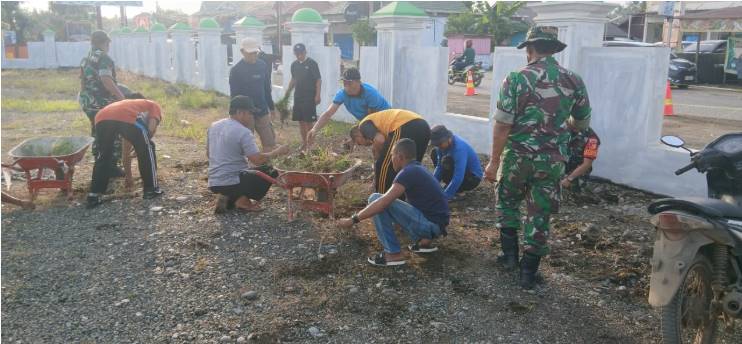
left=132, top=27, right=149, bottom=74
left=150, top=23, right=169, bottom=80
left=170, top=23, right=194, bottom=85
left=42, top=29, right=59, bottom=68
left=197, top=18, right=222, bottom=91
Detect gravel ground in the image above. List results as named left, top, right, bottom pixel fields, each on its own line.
left=4, top=69, right=741, bottom=343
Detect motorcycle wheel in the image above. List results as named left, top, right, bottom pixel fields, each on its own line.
left=661, top=254, right=719, bottom=344
left=473, top=74, right=483, bottom=87
left=448, top=72, right=456, bottom=85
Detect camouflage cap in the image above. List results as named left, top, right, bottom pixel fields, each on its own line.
left=516, top=26, right=567, bottom=52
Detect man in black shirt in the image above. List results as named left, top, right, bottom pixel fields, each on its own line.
left=285, top=43, right=322, bottom=150
left=229, top=38, right=276, bottom=151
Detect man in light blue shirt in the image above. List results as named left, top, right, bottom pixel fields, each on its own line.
left=306, top=67, right=390, bottom=146
left=429, top=125, right=483, bottom=200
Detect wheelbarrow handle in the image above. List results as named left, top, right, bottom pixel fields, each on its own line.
left=252, top=170, right=281, bottom=186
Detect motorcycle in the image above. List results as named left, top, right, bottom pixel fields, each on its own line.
left=447, top=56, right=484, bottom=87
left=648, top=133, right=742, bottom=343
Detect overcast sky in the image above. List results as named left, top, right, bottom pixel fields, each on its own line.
left=21, top=0, right=203, bottom=17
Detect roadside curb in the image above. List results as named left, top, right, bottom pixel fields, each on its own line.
left=689, top=85, right=742, bottom=93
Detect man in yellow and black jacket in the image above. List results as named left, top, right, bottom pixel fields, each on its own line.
left=350, top=109, right=431, bottom=193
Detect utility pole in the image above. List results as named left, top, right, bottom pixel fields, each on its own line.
left=120, top=5, right=127, bottom=27
left=276, top=2, right=282, bottom=57
left=96, top=5, right=103, bottom=29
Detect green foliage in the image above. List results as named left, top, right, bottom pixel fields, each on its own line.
left=275, top=91, right=292, bottom=122
left=178, top=89, right=221, bottom=109
left=445, top=12, right=483, bottom=35
left=351, top=19, right=376, bottom=46
left=320, top=120, right=353, bottom=137
left=2, top=2, right=31, bottom=44
left=472, top=1, right=526, bottom=46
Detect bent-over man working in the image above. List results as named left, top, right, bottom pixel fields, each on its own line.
left=207, top=96, right=289, bottom=213
left=429, top=125, right=483, bottom=201
left=87, top=97, right=162, bottom=208
left=562, top=126, right=600, bottom=191
left=349, top=109, right=430, bottom=193
left=338, top=139, right=450, bottom=267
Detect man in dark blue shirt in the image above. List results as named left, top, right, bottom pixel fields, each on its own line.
left=306, top=67, right=390, bottom=147
left=429, top=125, right=483, bottom=200
left=229, top=38, right=276, bottom=151
left=338, top=139, right=449, bottom=267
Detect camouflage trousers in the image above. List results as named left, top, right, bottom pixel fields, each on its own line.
left=495, top=153, right=564, bottom=257
left=84, top=109, right=122, bottom=165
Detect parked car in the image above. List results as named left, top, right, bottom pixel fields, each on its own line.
left=682, top=40, right=727, bottom=54
left=603, top=40, right=697, bottom=88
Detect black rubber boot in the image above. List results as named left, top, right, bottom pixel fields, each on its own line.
left=495, top=228, right=519, bottom=270
left=519, top=253, right=542, bottom=290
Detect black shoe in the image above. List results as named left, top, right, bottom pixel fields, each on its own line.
left=143, top=187, right=163, bottom=199
left=496, top=228, right=519, bottom=270
left=109, top=166, right=126, bottom=178
left=86, top=194, right=103, bottom=209
left=519, top=253, right=542, bottom=290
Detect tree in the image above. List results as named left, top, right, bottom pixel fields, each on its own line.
left=351, top=19, right=376, bottom=46
left=444, top=11, right=483, bottom=35
left=472, top=1, right=526, bottom=46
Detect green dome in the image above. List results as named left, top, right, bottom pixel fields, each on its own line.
left=134, top=26, right=148, bottom=33
left=110, top=28, right=121, bottom=35
left=199, top=17, right=219, bottom=29
left=42, top=28, right=55, bottom=35
left=373, top=1, right=427, bottom=17
left=169, top=22, right=192, bottom=31
left=150, top=23, right=167, bottom=32
left=120, top=26, right=133, bottom=33
left=234, top=16, right=264, bottom=28
left=291, top=8, right=323, bottom=23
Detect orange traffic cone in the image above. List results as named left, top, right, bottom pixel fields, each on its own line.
left=465, top=70, right=477, bottom=96
left=663, top=81, right=673, bottom=116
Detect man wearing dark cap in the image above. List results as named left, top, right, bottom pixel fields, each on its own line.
left=306, top=67, right=390, bottom=147
left=285, top=43, right=321, bottom=150
left=483, top=26, right=592, bottom=289
left=79, top=30, right=127, bottom=176
left=429, top=125, right=482, bottom=201
left=207, top=96, right=289, bottom=213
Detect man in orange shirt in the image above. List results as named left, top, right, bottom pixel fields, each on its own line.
left=87, top=95, right=163, bottom=208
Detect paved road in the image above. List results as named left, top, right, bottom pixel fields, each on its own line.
left=673, top=86, right=742, bottom=121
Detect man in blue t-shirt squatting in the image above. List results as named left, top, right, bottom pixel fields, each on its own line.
left=338, top=139, right=451, bottom=267
left=305, top=67, right=391, bottom=147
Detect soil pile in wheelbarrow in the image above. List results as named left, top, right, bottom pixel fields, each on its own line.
left=274, top=147, right=353, bottom=173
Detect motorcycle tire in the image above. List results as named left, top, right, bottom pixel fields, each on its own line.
left=661, top=254, right=719, bottom=344
left=448, top=72, right=456, bottom=85
left=473, top=74, right=483, bottom=87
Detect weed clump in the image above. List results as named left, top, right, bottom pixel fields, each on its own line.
left=275, top=91, right=292, bottom=123
left=274, top=147, right=353, bottom=173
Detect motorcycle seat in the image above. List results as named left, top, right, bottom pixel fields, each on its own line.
left=648, top=197, right=742, bottom=219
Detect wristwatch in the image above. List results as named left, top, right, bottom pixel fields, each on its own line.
left=566, top=176, right=575, bottom=182
left=351, top=214, right=360, bottom=224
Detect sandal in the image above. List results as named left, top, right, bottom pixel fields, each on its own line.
left=367, top=252, right=406, bottom=267
left=408, top=242, right=439, bottom=253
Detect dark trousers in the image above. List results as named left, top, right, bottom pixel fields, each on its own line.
left=85, top=108, right=122, bottom=166
left=430, top=148, right=481, bottom=193
left=375, top=119, right=431, bottom=193
left=91, top=120, right=158, bottom=194
left=209, top=166, right=278, bottom=206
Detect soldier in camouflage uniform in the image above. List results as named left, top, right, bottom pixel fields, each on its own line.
left=484, top=26, right=592, bottom=289
left=79, top=31, right=126, bottom=174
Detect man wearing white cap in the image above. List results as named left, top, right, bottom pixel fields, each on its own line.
left=229, top=38, right=277, bottom=151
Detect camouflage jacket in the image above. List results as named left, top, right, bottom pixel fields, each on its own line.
left=566, top=127, right=600, bottom=173
left=495, top=56, right=592, bottom=162
left=79, top=48, right=117, bottom=113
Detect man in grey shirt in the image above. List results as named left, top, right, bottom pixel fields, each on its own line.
left=207, top=96, right=289, bottom=213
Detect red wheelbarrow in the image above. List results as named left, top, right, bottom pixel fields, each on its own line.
left=5, top=136, right=94, bottom=201
left=254, top=159, right=362, bottom=221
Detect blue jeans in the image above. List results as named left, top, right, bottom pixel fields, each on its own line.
left=368, top=193, right=441, bottom=254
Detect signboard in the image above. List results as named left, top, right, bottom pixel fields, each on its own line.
left=658, top=1, right=675, bottom=17
left=724, top=37, right=742, bottom=75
